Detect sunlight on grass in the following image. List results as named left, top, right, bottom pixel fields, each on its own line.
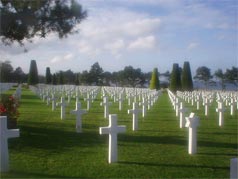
left=1, top=88, right=237, bottom=178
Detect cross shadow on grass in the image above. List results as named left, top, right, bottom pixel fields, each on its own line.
left=9, top=122, right=103, bottom=153
left=118, top=161, right=229, bottom=170
left=119, top=134, right=186, bottom=146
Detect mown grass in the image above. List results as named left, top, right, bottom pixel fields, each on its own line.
left=1, top=88, right=237, bottom=178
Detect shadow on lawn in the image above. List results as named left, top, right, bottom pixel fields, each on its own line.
left=9, top=122, right=102, bottom=153
left=119, top=161, right=229, bottom=170
left=120, top=134, right=186, bottom=146
left=3, top=170, right=67, bottom=178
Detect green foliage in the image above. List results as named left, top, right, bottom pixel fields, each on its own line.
left=194, top=66, right=212, bottom=88
left=225, top=66, right=238, bottom=87
left=0, top=60, right=14, bottom=82
left=27, top=60, right=39, bottom=85
left=45, top=67, right=52, bottom=84
left=169, top=63, right=181, bottom=92
left=88, top=62, right=104, bottom=85
left=52, top=74, right=57, bottom=85
left=149, top=68, right=160, bottom=90
left=181, top=61, right=193, bottom=91
left=58, top=71, right=64, bottom=84
left=214, top=69, right=225, bottom=90
left=0, top=0, right=87, bottom=45
left=1, top=88, right=236, bottom=178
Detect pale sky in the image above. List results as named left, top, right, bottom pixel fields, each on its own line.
left=0, top=0, right=237, bottom=75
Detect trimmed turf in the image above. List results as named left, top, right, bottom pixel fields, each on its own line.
left=1, top=88, right=237, bottom=178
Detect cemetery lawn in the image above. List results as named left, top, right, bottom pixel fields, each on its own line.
left=1, top=88, right=237, bottom=178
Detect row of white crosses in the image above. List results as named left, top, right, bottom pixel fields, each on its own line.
left=167, top=89, right=199, bottom=154
left=0, top=83, right=17, bottom=95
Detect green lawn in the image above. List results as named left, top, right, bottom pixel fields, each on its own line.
left=1, top=88, right=237, bottom=178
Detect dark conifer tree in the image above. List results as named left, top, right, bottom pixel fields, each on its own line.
left=169, top=63, right=181, bottom=92
left=45, top=67, right=52, bottom=84
left=149, top=68, right=160, bottom=90
left=52, top=74, right=57, bottom=85
left=28, top=60, right=39, bottom=85
left=181, top=61, right=193, bottom=91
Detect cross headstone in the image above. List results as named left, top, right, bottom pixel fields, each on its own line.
left=99, top=114, right=126, bottom=163
left=71, top=102, right=87, bottom=133
left=118, top=93, right=124, bottom=111
left=57, top=97, right=66, bottom=120
left=128, top=102, right=142, bottom=131
left=185, top=113, right=199, bottom=155
left=84, top=93, right=92, bottom=111
left=140, top=97, right=147, bottom=118
left=179, top=102, right=187, bottom=128
left=216, top=102, right=226, bottom=127
left=175, top=97, right=180, bottom=117
left=203, top=97, right=209, bottom=116
left=230, top=158, right=237, bottom=179
left=51, top=93, right=57, bottom=111
left=0, top=116, right=20, bottom=172
left=229, top=98, right=235, bottom=116
left=100, top=96, right=112, bottom=119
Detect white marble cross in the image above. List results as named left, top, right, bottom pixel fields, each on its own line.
left=203, top=97, right=209, bottom=116
left=51, top=93, right=57, bottom=111
left=140, top=97, right=147, bottom=118
left=0, top=116, right=20, bottom=172
left=84, top=93, right=92, bottom=111
left=195, top=95, right=201, bottom=110
left=179, top=102, right=187, bottom=128
left=185, top=113, right=199, bottom=155
left=230, top=158, right=237, bottom=179
left=118, top=93, right=124, bottom=111
left=71, top=102, right=87, bottom=133
left=128, top=102, right=142, bottom=131
left=99, top=114, right=126, bottom=163
left=229, top=98, right=235, bottom=116
left=216, top=102, right=226, bottom=127
left=100, top=96, right=112, bottom=119
left=175, top=97, right=180, bottom=117
left=57, top=97, right=67, bottom=120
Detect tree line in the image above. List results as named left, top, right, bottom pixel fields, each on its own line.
left=0, top=60, right=237, bottom=91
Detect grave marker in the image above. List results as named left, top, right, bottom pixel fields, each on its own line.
left=71, top=102, right=87, bottom=133
left=100, top=96, right=112, bottom=119
left=185, top=113, right=199, bottom=155
left=128, top=102, right=142, bottom=131
left=0, top=116, right=20, bottom=172
left=99, top=114, right=126, bottom=163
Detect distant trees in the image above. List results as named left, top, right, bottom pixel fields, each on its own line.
left=194, top=66, right=212, bottom=89
left=214, top=69, right=225, bottom=90
left=149, top=68, right=160, bottom=90
left=45, top=67, right=52, bottom=84
left=181, top=61, right=193, bottom=91
left=225, top=66, right=238, bottom=87
left=0, top=59, right=237, bottom=90
left=0, top=61, right=14, bottom=82
left=169, top=63, right=181, bottom=92
left=28, top=60, right=39, bottom=85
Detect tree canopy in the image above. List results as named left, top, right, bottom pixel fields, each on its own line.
left=149, top=68, right=160, bottom=90
left=0, top=0, right=87, bottom=45
left=169, top=63, right=181, bottom=92
left=194, top=66, right=212, bottom=88
left=28, top=60, right=39, bottom=85
left=181, top=61, right=193, bottom=91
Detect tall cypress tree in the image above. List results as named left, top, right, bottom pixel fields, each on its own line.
left=149, top=68, right=160, bottom=90
left=52, top=74, right=57, bottom=85
left=181, top=61, right=193, bottom=91
left=169, top=63, right=181, bottom=92
left=45, top=67, right=52, bottom=84
left=28, top=60, right=39, bottom=85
